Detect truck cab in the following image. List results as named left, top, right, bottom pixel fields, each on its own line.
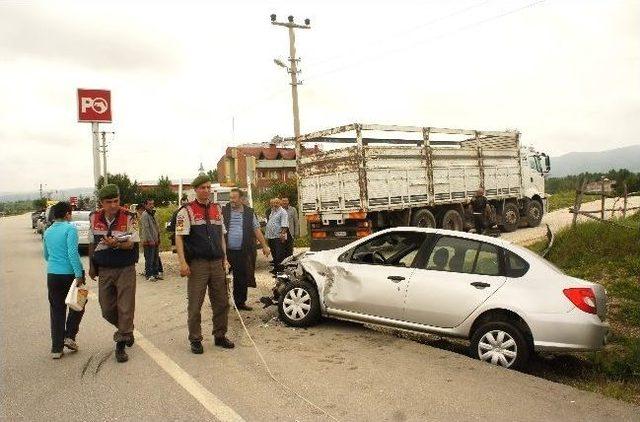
left=520, top=146, right=551, bottom=211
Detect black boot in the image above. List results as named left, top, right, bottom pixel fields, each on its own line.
left=190, top=341, right=204, bottom=354
left=214, top=336, right=235, bottom=349
left=115, top=342, right=129, bottom=363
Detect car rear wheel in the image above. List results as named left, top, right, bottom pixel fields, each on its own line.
left=278, top=282, right=321, bottom=327
left=470, top=321, right=530, bottom=370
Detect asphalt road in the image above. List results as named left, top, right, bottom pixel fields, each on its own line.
left=2, top=213, right=639, bottom=421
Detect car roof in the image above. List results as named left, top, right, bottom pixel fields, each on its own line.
left=380, top=226, right=515, bottom=249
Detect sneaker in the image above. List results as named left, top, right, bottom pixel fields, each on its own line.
left=115, top=342, right=129, bottom=363
left=51, top=352, right=63, bottom=359
left=190, top=341, right=204, bottom=354
left=64, top=338, right=78, bottom=351
left=156, top=272, right=164, bottom=280
left=214, top=336, right=235, bottom=349
left=147, top=276, right=157, bottom=282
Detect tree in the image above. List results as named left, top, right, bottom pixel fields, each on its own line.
left=96, top=173, right=140, bottom=205
left=254, top=179, right=298, bottom=217
left=207, top=169, right=218, bottom=183
left=147, top=175, right=178, bottom=206
left=32, top=198, right=47, bottom=209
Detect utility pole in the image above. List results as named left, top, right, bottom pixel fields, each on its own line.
left=270, top=14, right=310, bottom=140
left=98, top=131, right=115, bottom=185
left=271, top=13, right=311, bottom=236
left=92, top=122, right=101, bottom=187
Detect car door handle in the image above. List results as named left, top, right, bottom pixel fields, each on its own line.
left=387, top=276, right=405, bottom=282
left=470, top=282, right=491, bottom=289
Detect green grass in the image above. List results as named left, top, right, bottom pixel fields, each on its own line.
left=526, top=213, right=640, bottom=403
left=547, top=190, right=599, bottom=212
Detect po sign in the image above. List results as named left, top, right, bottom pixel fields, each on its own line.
left=77, top=89, right=112, bottom=122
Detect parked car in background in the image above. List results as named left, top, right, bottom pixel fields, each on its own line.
left=37, top=206, right=54, bottom=237
left=31, top=210, right=44, bottom=229
left=71, top=211, right=91, bottom=254
left=271, top=227, right=609, bottom=370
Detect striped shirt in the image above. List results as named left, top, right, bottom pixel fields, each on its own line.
left=265, top=207, right=289, bottom=239
left=227, top=207, right=260, bottom=250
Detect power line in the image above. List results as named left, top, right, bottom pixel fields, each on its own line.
left=306, top=0, right=491, bottom=68
left=306, top=0, right=546, bottom=83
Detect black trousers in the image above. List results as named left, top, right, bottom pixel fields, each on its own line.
left=473, top=215, right=486, bottom=234
left=228, top=249, right=252, bottom=306
left=284, top=230, right=294, bottom=258
left=268, top=238, right=286, bottom=273
left=47, top=274, right=85, bottom=353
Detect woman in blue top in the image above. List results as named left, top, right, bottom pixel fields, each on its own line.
left=43, top=201, right=86, bottom=359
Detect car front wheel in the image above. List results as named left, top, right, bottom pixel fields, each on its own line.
left=470, top=321, right=530, bottom=370
left=278, top=282, right=321, bottom=327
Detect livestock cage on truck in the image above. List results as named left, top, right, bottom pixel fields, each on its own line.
left=295, top=123, right=550, bottom=251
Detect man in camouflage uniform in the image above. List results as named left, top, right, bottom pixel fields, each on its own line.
left=88, top=184, right=140, bottom=363
left=175, top=175, right=234, bottom=354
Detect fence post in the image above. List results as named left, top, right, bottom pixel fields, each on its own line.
left=623, top=182, right=628, bottom=219
left=600, top=176, right=605, bottom=220
left=572, top=178, right=586, bottom=228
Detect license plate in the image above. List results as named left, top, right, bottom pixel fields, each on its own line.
left=334, top=231, right=347, bottom=237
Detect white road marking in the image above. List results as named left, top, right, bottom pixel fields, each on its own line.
left=88, top=292, right=244, bottom=421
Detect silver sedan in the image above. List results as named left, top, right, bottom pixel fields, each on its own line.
left=273, top=227, right=610, bottom=369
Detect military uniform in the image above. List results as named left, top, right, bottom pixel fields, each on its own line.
left=176, top=200, right=230, bottom=342
left=89, top=206, right=140, bottom=344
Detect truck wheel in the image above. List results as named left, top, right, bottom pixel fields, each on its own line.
left=440, top=209, right=464, bottom=231
left=411, top=209, right=436, bottom=228
left=525, top=200, right=543, bottom=227
left=499, top=202, right=519, bottom=232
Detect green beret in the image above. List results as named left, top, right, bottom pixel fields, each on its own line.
left=191, top=174, right=211, bottom=188
left=98, top=183, right=120, bottom=200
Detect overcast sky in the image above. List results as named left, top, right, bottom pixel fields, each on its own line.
left=1, top=0, right=638, bottom=193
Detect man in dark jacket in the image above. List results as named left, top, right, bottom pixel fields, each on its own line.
left=222, top=189, right=270, bottom=311
left=469, top=188, right=490, bottom=235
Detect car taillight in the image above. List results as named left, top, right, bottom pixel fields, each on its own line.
left=563, top=288, right=597, bottom=314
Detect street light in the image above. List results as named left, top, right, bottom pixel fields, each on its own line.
left=273, top=58, right=288, bottom=69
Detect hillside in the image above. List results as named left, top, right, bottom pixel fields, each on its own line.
left=550, top=145, right=640, bottom=177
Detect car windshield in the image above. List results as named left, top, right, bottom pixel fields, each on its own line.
left=71, top=212, right=90, bottom=222
left=508, top=243, right=564, bottom=275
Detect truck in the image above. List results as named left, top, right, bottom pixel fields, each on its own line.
left=296, top=123, right=550, bottom=251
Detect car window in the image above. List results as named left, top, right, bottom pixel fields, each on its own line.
left=349, top=231, right=426, bottom=267
left=425, top=236, right=479, bottom=273
left=505, top=250, right=529, bottom=278
left=72, top=212, right=90, bottom=222
left=475, top=243, right=500, bottom=276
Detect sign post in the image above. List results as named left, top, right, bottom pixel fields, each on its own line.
left=77, top=89, right=112, bottom=189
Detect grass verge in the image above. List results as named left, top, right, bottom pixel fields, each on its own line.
left=525, top=212, right=640, bottom=404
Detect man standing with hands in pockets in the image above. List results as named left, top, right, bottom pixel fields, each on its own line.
left=175, top=175, right=234, bottom=354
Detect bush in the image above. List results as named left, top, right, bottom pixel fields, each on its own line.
left=154, top=205, right=178, bottom=251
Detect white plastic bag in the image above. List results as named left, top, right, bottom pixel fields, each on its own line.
left=65, top=279, right=88, bottom=312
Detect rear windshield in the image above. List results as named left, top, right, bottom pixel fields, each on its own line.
left=508, top=243, right=564, bottom=275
